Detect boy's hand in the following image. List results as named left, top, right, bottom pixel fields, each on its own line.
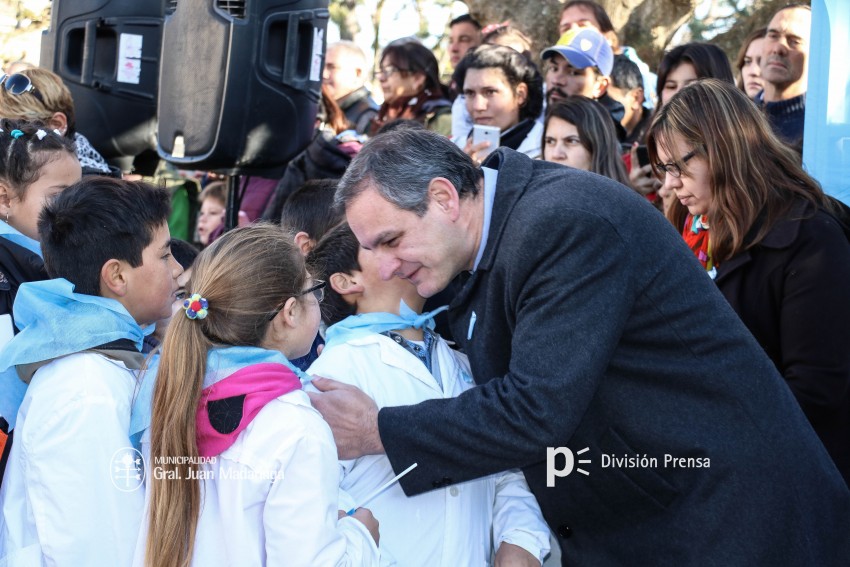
left=338, top=507, right=380, bottom=545
left=495, top=543, right=540, bottom=566
left=308, top=376, right=384, bottom=459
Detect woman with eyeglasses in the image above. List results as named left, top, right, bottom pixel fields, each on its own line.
left=542, top=96, right=629, bottom=185
left=370, top=41, right=452, bottom=136
left=631, top=43, right=734, bottom=213
left=0, top=67, right=112, bottom=175
left=647, top=79, right=850, bottom=487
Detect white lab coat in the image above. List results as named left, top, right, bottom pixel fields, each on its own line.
left=308, top=332, right=550, bottom=567
left=132, top=389, right=379, bottom=567
left=0, top=353, right=144, bottom=567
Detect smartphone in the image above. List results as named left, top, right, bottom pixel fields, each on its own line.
left=472, top=124, right=500, bottom=159
left=636, top=145, right=651, bottom=168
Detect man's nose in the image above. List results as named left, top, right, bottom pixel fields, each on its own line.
left=378, top=258, right=401, bottom=281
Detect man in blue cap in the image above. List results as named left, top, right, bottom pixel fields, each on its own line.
left=541, top=28, right=625, bottom=140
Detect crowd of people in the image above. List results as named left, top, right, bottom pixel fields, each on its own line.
left=0, top=1, right=848, bottom=566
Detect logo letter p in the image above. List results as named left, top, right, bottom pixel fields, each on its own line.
left=546, top=446, right=574, bottom=487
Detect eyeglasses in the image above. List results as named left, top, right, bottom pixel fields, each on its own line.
left=655, top=149, right=698, bottom=178
left=298, top=279, right=326, bottom=303
left=0, top=73, right=43, bottom=102
left=265, top=280, right=326, bottom=321
left=375, top=65, right=407, bottom=80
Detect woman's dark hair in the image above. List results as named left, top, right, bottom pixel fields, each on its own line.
left=381, top=42, right=446, bottom=98
left=543, top=96, right=629, bottom=185
left=454, top=44, right=544, bottom=123
left=655, top=42, right=734, bottom=102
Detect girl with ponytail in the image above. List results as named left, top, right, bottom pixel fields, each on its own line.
left=141, top=224, right=379, bottom=567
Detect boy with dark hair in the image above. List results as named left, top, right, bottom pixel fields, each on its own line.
left=307, top=223, right=550, bottom=566
left=0, top=177, right=182, bottom=566
left=280, top=178, right=343, bottom=256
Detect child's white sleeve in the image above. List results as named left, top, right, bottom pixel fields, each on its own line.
left=492, top=468, right=551, bottom=565
left=11, top=375, right=144, bottom=566
left=262, top=424, right=379, bottom=567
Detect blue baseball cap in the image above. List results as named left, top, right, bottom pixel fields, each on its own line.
left=541, top=28, right=614, bottom=76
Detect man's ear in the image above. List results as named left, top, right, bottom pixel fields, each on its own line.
left=293, top=231, right=316, bottom=256
left=48, top=112, right=68, bottom=135
left=427, top=177, right=462, bottom=221
left=99, top=258, right=129, bottom=298
left=592, top=75, right=610, bottom=99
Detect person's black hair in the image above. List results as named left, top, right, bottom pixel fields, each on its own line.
left=280, top=179, right=343, bottom=242
left=450, top=13, right=481, bottom=30
left=455, top=44, right=544, bottom=123
left=0, top=118, right=76, bottom=197
left=610, top=55, right=643, bottom=92
left=656, top=42, right=734, bottom=99
left=38, top=177, right=171, bottom=296
left=306, top=222, right=360, bottom=325
left=170, top=238, right=199, bottom=270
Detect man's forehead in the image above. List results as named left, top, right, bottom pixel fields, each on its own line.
left=451, top=22, right=478, bottom=35
left=561, top=6, right=601, bottom=29
left=769, top=8, right=811, bottom=34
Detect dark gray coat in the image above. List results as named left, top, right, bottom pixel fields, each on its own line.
left=379, top=148, right=850, bottom=566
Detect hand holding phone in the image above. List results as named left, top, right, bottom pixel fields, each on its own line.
left=472, top=124, right=500, bottom=159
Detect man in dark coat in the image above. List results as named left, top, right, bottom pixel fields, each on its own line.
left=309, top=129, right=850, bottom=566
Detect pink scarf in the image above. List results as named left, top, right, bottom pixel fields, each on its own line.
left=196, top=363, right=302, bottom=457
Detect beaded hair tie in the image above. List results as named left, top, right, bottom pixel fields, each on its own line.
left=183, top=294, right=209, bottom=320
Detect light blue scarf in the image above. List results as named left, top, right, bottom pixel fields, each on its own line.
left=129, top=345, right=310, bottom=449
left=0, top=278, right=148, bottom=429
left=323, top=301, right=449, bottom=350
left=0, top=219, right=41, bottom=258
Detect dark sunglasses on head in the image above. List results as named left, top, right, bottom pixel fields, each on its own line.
left=0, top=73, right=43, bottom=102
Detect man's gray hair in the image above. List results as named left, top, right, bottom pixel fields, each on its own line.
left=335, top=128, right=483, bottom=216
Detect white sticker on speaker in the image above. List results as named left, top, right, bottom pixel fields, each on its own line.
left=310, top=28, right=324, bottom=83
left=118, top=33, right=143, bottom=84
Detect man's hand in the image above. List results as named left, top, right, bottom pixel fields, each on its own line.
left=495, top=543, right=540, bottom=567
left=307, top=376, right=384, bottom=459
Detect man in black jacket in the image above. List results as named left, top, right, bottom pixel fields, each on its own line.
left=323, top=41, right=379, bottom=135
left=310, top=129, right=850, bottom=566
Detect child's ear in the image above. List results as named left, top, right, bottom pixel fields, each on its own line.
left=329, top=271, right=363, bottom=296
left=48, top=112, right=69, bottom=136
left=0, top=182, right=13, bottom=217
left=99, top=259, right=129, bottom=299
left=293, top=231, right=316, bottom=256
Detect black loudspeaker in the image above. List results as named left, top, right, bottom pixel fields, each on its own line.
left=40, top=0, right=164, bottom=159
left=157, top=0, right=329, bottom=173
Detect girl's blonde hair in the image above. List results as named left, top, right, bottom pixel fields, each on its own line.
left=145, top=224, right=307, bottom=567
left=0, top=68, right=77, bottom=137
